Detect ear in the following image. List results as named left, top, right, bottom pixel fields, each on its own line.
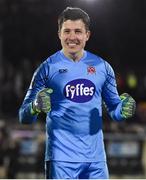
left=58, top=31, right=61, bottom=40
left=86, top=31, right=91, bottom=41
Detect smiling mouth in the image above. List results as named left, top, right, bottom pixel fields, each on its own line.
left=67, top=42, right=79, bottom=47
left=68, top=43, right=76, bottom=45
left=68, top=43, right=76, bottom=47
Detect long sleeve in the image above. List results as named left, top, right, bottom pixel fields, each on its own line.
left=19, top=61, right=49, bottom=124
left=102, top=61, right=123, bottom=121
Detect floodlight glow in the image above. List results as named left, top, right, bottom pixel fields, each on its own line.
left=80, top=0, right=96, bottom=1
left=66, top=0, right=97, bottom=3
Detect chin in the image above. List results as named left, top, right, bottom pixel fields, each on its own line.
left=68, top=48, right=79, bottom=54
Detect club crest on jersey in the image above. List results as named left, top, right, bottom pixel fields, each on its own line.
left=87, top=66, right=96, bottom=74
left=64, top=79, right=95, bottom=103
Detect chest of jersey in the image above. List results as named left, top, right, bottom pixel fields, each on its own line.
left=46, top=60, right=106, bottom=103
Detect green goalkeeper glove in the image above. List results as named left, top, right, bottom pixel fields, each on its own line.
left=120, top=93, right=136, bottom=119
left=31, top=88, right=53, bottom=114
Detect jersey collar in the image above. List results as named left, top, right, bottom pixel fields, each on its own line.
left=60, top=50, right=87, bottom=63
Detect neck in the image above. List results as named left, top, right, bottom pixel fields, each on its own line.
left=63, top=50, right=84, bottom=62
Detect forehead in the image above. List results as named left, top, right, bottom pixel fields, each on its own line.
left=61, top=19, right=86, bottom=30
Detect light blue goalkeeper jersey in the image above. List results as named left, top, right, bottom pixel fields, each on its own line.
left=19, top=50, right=124, bottom=162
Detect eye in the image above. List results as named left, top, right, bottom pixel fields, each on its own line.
left=63, top=29, right=70, bottom=34
left=75, top=29, right=82, bottom=34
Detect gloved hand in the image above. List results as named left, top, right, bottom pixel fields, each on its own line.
left=32, top=88, right=53, bottom=114
left=120, top=93, right=136, bottom=119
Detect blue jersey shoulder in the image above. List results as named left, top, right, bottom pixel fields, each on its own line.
left=45, top=51, right=61, bottom=65
left=36, top=51, right=60, bottom=77
left=85, top=51, right=106, bottom=66
left=85, top=51, right=113, bottom=76
left=40, top=50, right=114, bottom=81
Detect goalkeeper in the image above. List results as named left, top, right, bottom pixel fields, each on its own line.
left=19, top=7, right=136, bottom=179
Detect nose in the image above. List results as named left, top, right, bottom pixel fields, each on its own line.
left=68, top=31, right=76, bottom=40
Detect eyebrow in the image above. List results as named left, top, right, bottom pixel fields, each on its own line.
left=63, top=28, right=82, bottom=31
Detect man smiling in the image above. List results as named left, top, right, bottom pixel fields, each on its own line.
left=19, top=7, right=136, bottom=179
left=58, top=18, right=90, bottom=61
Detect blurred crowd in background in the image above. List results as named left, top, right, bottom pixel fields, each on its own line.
left=0, top=0, right=146, bottom=179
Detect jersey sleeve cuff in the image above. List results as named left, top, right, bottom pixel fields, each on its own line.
left=110, top=102, right=124, bottom=121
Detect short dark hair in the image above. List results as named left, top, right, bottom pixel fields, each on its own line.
left=58, top=7, right=90, bottom=31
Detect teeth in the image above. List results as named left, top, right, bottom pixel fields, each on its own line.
left=68, top=43, right=76, bottom=46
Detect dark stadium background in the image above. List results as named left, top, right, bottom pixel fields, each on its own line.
left=0, top=0, right=146, bottom=178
